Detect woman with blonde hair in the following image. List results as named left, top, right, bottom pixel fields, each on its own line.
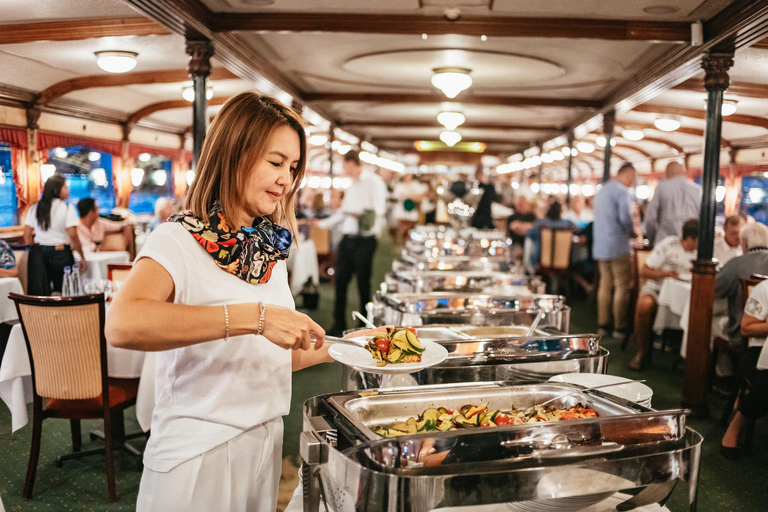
left=107, top=93, right=329, bottom=511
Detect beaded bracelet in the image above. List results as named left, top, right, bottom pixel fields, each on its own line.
left=256, top=302, right=266, bottom=336
left=223, top=304, right=230, bottom=342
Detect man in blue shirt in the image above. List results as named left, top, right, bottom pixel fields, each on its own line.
left=593, top=163, right=637, bottom=338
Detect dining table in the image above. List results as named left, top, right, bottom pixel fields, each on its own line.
left=653, top=277, right=728, bottom=358
left=0, top=320, right=152, bottom=433
left=75, top=251, right=131, bottom=281
left=0, top=277, right=24, bottom=324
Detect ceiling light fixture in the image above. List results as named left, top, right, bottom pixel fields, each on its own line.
left=439, top=131, right=462, bottom=147
left=595, top=136, right=616, bottom=147
left=431, top=67, right=473, bottom=99
left=437, top=111, right=466, bottom=130
left=721, top=98, right=738, bottom=116
left=94, top=51, right=138, bottom=73
left=182, top=85, right=213, bottom=102
left=621, top=129, right=645, bottom=141
left=138, top=152, right=152, bottom=163
left=131, top=168, right=144, bottom=188
left=309, top=134, right=329, bottom=146
left=577, top=142, right=595, bottom=153
left=653, top=116, right=681, bottom=132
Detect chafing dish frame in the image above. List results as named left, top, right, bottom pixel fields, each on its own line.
left=300, top=381, right=702, bottom=512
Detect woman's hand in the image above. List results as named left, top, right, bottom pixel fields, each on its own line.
left=261, top=304, right=325, bottom=351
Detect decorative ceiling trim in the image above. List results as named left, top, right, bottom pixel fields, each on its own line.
left=636, top=135, right=684, bottom=154
left=306, top=92, right=600, bottom=109
left=297, top=71, right=614, bottom=93
left=127, top=96, right=230, bottom=125
left=675, top=78, right=768, bottom=99
left=617, top=121, right=731, bottom=147
left=0, top=16, right=171, bottom=45
left=212, top=13, right=690, bottom=42
left=633, top=104, right=768, bottom=130
left=338, top=120, right=563, bottom=131
left=36, top=68, right=238, bottom=106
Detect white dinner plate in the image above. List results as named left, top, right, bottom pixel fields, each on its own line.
left=549, top=373, right=653, bottom=404
left=328, top=337, right=449, bottom=374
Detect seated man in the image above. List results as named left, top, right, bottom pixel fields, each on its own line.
left=715, top=222, right=768, bottom=347
left=714, top=214, right=745, bottom=267
left=76, top=198, right=129, bottom=252
left=0, top=239, right=18, bottom=278
left=630, top=218, right=699, bottom=370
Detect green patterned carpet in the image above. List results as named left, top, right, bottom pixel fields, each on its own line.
left=1, top=235, right=766, bottom=511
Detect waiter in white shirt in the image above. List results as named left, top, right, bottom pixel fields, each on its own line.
left=317, top=150, right=387, bottom=336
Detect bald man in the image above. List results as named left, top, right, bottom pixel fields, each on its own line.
left=643, top=161, right=702, bottom=244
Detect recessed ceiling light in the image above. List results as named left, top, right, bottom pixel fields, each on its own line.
left=182, top=85, right=213, bottom=102
left=309, top=134, right=329, bottom=146
left=621, top=129, right=645, bottom=141
left=722, top=98, right=738, bottom=116
left=653, top=116, right=681, bottom=131
left=642, top=5, right=679, bottom=15
left=94, top=51, right=138, bottom=73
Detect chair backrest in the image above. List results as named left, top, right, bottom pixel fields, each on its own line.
left=633, top=244, right=653, bottom=291
left=107, top=263, right=133, bottom=284
left=310, top=227, right=331, bottom=255
left=9, top=293, right=107, bottom=401
left=540, top=227, right=573, bottom=270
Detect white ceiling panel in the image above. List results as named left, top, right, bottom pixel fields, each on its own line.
left=493, top=0, right=734, bottom=21
left=1, top=0, right=137, bottom=23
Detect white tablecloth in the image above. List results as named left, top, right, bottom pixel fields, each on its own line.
left=0, top=278, right=23, bottom=324
left=75, top=251, right=131, bottom=281
left=652, top=277, right=728, bottom=358
left=0, top=322, right=147, bottom=433
left=286, top=237, right=319, bottom=296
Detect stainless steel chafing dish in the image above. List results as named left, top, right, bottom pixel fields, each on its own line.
left=371, top=292, right=570, bottom=332
left=340, top=330, right=606, bottom=391
left=393, top=254, right=517, bottom=273
left=301, top=382, right=702, bottom=512
left=383, top=270, right=545, bottom=295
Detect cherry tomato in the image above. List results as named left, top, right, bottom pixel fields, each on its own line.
left=494, top=413, right=512, bottom=425
left=404, top=327, right=418, bottom=336
left=582, top=409, right=597, bottom=418
left=375, top=339, right=390, bottom=354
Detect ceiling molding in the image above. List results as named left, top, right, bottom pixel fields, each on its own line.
left=0, top=16, right=171, bottom=45
left=36, top=68, right=238, bottom=106
left=632, top=104, right=768, bottom=130
left=675, top=78, right=768, bottom=99
left=306, top=92, right=600, bottom=109
left=616, top=121, right=731, bottom=147
left=611, top=141, right=653, bottom=158
left=123, top=0, right=302, bottom=99
left=127, top=96, right=230, bottom=125
left=337, top=120, right=563, bottom=131
left=752, top=36, right=768, bottom=50
left=636, top=135, right=684, bottom=154
left=40, top=99, right=183, bottom=135
left=566, top=0, right=768, bottom=139
left=212, top=13, right=689, bottom=42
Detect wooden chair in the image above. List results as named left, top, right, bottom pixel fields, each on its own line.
left=718, top=273, right=768, bottom=453
left=622, top=242, right=653, bottom=350
left=107, top=263, right=133, bottom=284
left=538, top=227, right=574, bottom=296
left=9, top=293, right=139, bottom=501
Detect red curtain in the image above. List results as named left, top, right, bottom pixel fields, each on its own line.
left=128, top=143, right=181, bottom=162
left=37, top=131, right=122, bottom=156
left=0, top=126, right=27, bottom=149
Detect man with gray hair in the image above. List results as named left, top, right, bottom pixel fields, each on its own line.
left=715, top=221, right=768, bottom=347
left=643, top=161, right=701, bottom=244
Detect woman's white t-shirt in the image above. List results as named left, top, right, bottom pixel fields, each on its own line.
left=24, top=199, right=79, bottom=245
left=138, top=222, right=294, bottom=473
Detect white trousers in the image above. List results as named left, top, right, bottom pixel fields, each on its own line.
left=136, top=418, right=283, bottom=512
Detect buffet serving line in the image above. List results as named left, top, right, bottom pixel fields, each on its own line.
left=289, top=226, right=702, bottom=512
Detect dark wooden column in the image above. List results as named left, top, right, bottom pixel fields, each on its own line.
left=536, top=144, right=544, bottom=191
left=186, top=39, right=213, bottom=171
left=328, top=125, right=335, bottom=182
left=682, top=51, right=734, bottom=418
left=566, top=135, right=574, bottom=205
left=602, top=110, right=615, bottom=182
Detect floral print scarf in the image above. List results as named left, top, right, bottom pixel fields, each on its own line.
left=170, top=202, right=292, bottom=284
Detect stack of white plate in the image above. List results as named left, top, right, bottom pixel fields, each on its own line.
left=549, top=373, right=653, bottom=408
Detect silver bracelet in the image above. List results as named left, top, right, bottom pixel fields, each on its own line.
left=223, top=305, right=230, bottom=342
left=257, top=302, right=266, bottom=336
